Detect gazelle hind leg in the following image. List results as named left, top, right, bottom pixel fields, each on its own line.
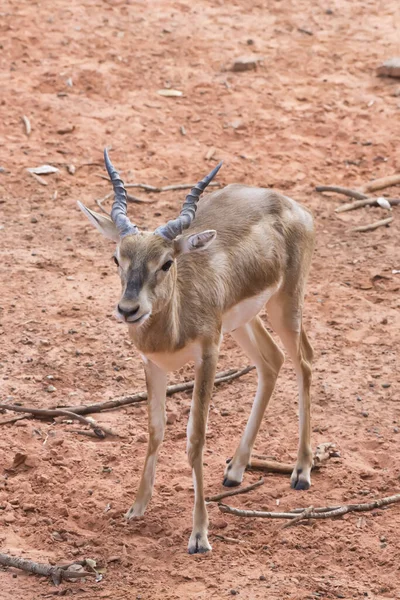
left=267, top=295, right=314, bottom=491
left=223, top=316, right=284, bottom=487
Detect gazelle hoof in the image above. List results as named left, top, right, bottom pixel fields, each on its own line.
left=188, top=532, right=212, bottom=554
left=222, top=477, right=241, bottom=488
left=290, top=467, right=311, bottom=491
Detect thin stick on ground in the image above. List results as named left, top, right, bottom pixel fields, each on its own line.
left=349, top=217, right=393, bottom=233
left=0, top=553, right=94, bottom=586
left=360, top=173, right=400, bottom=194
left=0, top=414, right=29, bottom=426
left=206, top=477, right=264, bottom=502
left=96, top=191, right=154, bottom=215
left=218, top=492, right=400, bottom=525
left=0, top=404, right=115, bottom=438
left=21, top=115, right=31, bottom=136
left=246, top=442, right=338, bottom=474
left=336, top=197, right=400, bottom=213
left=56, top=365, right=255, bottom=416
left=315, top=186, right=368, bottom=200
left=280, top=505, right=314, bottom=530
left=212, top=534, right=243, bottom=544
left=96, top=179, right=221, bottom=193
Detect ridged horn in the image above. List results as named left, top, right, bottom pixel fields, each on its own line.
left=155, top=162, right=222, bottom=240
left=104, top=148, right=138, bottom=238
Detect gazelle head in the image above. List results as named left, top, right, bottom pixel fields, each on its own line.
left=78, top=150, right=222, bottom=325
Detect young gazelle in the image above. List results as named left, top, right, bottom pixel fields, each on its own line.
left=78, top=149, right=315, bottom=554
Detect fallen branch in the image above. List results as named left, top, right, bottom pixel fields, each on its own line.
left=96, top=191, right=154, bottom=215
left=0, top=405, right=114, bottom=438
left=246, top=443, right=338, bottom=474
left=212, top=534, right=243, bottom=544
left=21, top=115, right=31, bottom=136
left=280, top=505, right=314, bottom=530
left=218, top=492, right=400, bottom=524
left=247, top=458, right=293, bottom=473
left=360, top=174, right=400, bottom=194
left=206, top=477, right=264, bottom=502
left=96, top=177, right=221, bottom=193
left=0, top=553, right=94, bottom=586
left=315, top=186, right=367, bottom=200
left=0, top=414, right=29, bottom=426
left=336, top=197, right=400, bottom=213
left=56, top=366, right=255, bottom=416
left=350, top=217, right=393, bottom=233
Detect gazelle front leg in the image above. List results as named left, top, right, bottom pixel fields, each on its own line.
left=187, top=342, right=219, bottom=554
left=125, top=359, right=167, bottom=519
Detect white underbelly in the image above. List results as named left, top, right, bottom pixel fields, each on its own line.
left=222, top=284, right=280, bottom=333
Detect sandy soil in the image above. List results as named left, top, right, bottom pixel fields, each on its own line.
left=1, top=0, right=400, bottom=598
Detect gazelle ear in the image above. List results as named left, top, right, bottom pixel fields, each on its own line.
left=174, top=230, right=217, bottom=254
left=77, top=202, right=120, bottom=242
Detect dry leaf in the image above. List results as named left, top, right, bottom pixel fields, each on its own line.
left=27, top=165, right=59, bottom=175
left=376, top=197, right=392, bottom=210
left=157, top=89, right=183, bottom=97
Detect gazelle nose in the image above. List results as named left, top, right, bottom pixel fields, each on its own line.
left=118, top=304, right=140, bottom=318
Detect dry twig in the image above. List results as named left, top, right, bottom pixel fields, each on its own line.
left=315, top=186, right=367, bottom=200
left=206, top=477, right=264, bottom=502
left=336, top=197, right=400, bottom=213
left=280, top=505, right=314, bottom=530
left=0, top=404, right=113, bottom=438
left=0, top=553, right=94, bottom=585
left=21, top=115, right=31, bottom=136
left=212, top=534, right=243, bottom=544
left=218, top=492, right=400, bottom=525
left=360, top=174, right=400, bottom=194
left=349, top=217, right=393, bottom=233
left=56, top=366, right=255, bottom=415
left=0, top=414, right=29, bottom=426
left=246, top=442, right=338, bottom=473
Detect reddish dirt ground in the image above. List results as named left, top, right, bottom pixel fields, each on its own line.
left=1, top=0, right=400, bottom=598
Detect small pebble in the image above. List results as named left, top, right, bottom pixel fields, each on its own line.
left=382, top=383, right=391, bottom=389
left=46, top=385, right=56, bottom=393
left=356, top=395, right=362, bottom=401
left=230, top=590, right=238, bottom=596
left=167, top=412, right=178, bottom=425
left=30, top=216, right=38, bottom=224
left=220, top=409, right=230, bottom=417
left=361, top=411, right=369, bottom=417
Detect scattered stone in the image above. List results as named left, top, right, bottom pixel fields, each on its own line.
left=259, top=575, right=266, bottom=581
left=30, top=216, right=38, bottom=223
left=230, top=55, right=262, bottom=72
left=67, top=164, right=76, bottom=175
left=230, top=590, right=238, bottom=596
left=46, top=385, right=56, bottom=393
left=3, top=512, right=16, bottom=524
left=167, top=412, right=178, bottom=425
left=361, top=411, right=369, bottom=417
left=377, top=58, right=400, bottom=79
left=220, top=409, right=230, bottom=417
left=22, top=503, right=36, bottom=512
left=381, top=383, right=391, bottom=388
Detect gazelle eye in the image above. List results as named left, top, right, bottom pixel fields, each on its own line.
left=161, top=260, right=173, bottom=272
left=113, top=256, right=119, bottom=266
